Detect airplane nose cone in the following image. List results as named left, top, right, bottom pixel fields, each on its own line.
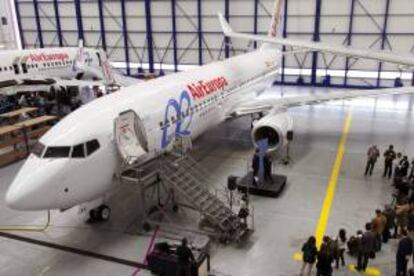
left=5, top=185, right=29, bottom=210
left=5, top=157, right=66, bottom=211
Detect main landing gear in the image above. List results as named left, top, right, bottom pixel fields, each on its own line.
left=89, top=204, right=111, bottom=222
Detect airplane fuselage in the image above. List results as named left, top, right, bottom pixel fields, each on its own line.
left=0, top=47, right=102, bottom=89
left=6, top=47, right=282, bottom=211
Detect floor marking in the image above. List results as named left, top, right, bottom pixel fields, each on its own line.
left=348, top=264, right=381, bottom=276
left=314, top=111, right=353, bottom=248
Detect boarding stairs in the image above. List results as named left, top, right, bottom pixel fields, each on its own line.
left=160, top=154, right=247, bottom=242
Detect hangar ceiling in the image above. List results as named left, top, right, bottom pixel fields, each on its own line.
left=13, top=0, right=414, bottom=88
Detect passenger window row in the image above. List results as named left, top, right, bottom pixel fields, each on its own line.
left=0, top=60, right=74, bottom=73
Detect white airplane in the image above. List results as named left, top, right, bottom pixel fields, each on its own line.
left=5, top=0, right=414, bottom=220
left=0, top=41, right=136, bottom=95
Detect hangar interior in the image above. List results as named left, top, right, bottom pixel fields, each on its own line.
left=0, top=0, right=414, bottom=275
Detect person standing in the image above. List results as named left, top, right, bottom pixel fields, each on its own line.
left=365, top=145, right=380, bottom=176
left=316, top=243, right=334, bottom=276
left=371, top=209, right=387, bottom=251
left=357, top=223, right=377, bottom=272
left=383, top=204, right=396, bottom=242
left=409, top=158, right=414, bottom=181
left=264, top=152, right=273, bottom=182
left=400, top=156, right=410, bottom=177
left=176, top=238, right=195, bottom=276
left=396, top=230, right=413, bottom=276
left=335, top=229, right=347, bottom=268
left=300, top=236, right=318, bottom=276
left=383, top=145, right=397, bottom=179
left=252, top=149, right=260, bottom=186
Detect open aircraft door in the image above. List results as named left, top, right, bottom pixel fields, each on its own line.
left=114, top=110, right=149, bottom=165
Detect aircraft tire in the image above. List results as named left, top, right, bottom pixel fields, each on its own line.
left=99, top=205, right=111, bottom=221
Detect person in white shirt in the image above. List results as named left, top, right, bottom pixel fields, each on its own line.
left=335, top=229, right=347, bottom=269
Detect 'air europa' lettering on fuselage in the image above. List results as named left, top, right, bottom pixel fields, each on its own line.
left=187, top=76, right=228, bottom=100
left=160, top=76, right=229, bottom=148
left=29, top=53, right=70, bottom=62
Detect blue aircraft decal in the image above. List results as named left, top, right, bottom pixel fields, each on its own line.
left=161, top=90, right=193, bottom=148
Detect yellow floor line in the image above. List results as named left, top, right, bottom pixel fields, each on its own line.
left=314, top=111, right=353, bottom=248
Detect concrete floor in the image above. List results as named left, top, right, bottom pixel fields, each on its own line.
left=0, top=85, right=412, bottom=275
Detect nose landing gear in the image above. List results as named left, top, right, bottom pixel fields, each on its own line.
left=89, top=205, right=111, bottom=222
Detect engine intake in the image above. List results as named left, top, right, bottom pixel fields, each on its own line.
left=251, top=112, right=293, bottom=151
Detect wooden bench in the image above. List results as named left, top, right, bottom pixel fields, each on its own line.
left=0, top=115, right=57, bottom=167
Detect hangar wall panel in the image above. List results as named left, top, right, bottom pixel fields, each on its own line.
left=13, top=0, right=414, bottom=88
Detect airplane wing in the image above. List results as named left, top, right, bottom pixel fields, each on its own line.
left=218, top=13, right=414, bottom=68
left=228, top=86, right=414, bottom=117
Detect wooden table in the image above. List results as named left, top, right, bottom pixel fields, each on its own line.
left=0, top=125, right=22, bottom=136
left=14, top=115, right=57, bottom=128
left=0, top=115, right=57, bottom=167
left=0, top=107, right=38, bottom=119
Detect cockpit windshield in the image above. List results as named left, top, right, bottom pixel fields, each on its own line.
left=44, top=146, right=71, bottom=158
left=35, top=139, right=100, bottom=159
left=31, top=142, right=45, bottom=157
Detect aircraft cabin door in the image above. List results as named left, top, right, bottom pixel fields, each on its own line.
left=114, top=110, right=149, bottom=165
left=13, top=61, right=20, bottom=75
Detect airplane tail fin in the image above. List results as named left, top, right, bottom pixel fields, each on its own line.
left=218, top=0, right=285, bottom=50
left=99, top=50, right=115, bottom=85
left=73, top=39, right=86, bottom=71
left=267, top=0, right=286, bottom=38
left=261, top=0, right=285, bottom=50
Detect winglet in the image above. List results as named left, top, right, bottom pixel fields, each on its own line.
left=217, top=13, right=233, bottom=36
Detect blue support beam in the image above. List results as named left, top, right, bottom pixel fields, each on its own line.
left=33, top=0, right=44, bottom=48
left=144, top=0, right=155, bottom=73
left=344, top=0, right=356, bottom=86
left=171, top=0, right=178, bottom=72
left=224, top=0, right=230, bottom=58
left=311, top=0, right=322, bottom=85
left=253, top=0, right=259, bottom=49
left=74, top=0, right=84, bottom=42
left=14, top=1, right=25, bottom=49
left=120, top=0, right=130, bottom=76
left=281, top=0, right=289, bottom=83
left=97, top=0, right=107, bottom=51
left=53, top=0, right=63, bottom=47
left=377, top=0, right=391, bottom=87
left=197, top=0, right=203, bottom=65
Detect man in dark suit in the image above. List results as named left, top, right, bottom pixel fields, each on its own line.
left=252, top=149, right=260, bottom=186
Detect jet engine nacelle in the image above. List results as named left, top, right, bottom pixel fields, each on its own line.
left=251, top=111, right=293, bottom=151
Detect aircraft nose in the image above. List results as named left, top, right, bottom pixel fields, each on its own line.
left=5, top=184, right=31, bottom=210
left=5, top=157, right=65, bottom=211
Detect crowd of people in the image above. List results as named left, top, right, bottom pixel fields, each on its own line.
left=299, top=144, right=414, bottom=276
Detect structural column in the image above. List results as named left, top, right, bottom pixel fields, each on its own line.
left=14, top=1, right=25, bottom=49
left=344, top=0, right=356, bottom=87
left=33, top=0, right=44, bottom=48
left=171, top=0, right=178, bottom=72
left=377, top=0, right=391, bottom=87
left=120, top=0, right=130, bottom=75
left=53, top=0, right=63, bottom=47
left=144, top=0, right=155, bottom=73
left=74, top=0, right=84, bottom=42
left=97, top=0, right=107, bottom=51
left=311, top=0, right=322, bottom=85
left=281, top=0, right=288, bottom=83
left=197, top=0, right=203, bottom=65
left=224, top=0, right=230, bottom=59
